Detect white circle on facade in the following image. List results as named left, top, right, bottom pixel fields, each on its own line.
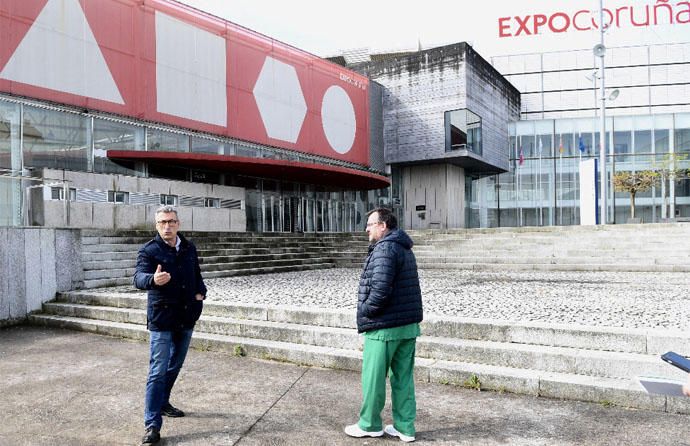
left=321, top=85, right=356, bottom=154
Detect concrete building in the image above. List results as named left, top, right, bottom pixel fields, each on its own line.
left=0, top=0, right=390, bottom=232
left=352, top=43, right=520, bottom=229
left=2, top=0, right=688, bottom=231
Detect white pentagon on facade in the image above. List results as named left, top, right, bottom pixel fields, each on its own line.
left=321, top=85, right=356, bottom=154
left=253, top=56, right=307, bottom=143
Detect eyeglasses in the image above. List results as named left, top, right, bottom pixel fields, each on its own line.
left=366, top=221, right=382, bottom=228
left=156, top=219, right=178, bottom=225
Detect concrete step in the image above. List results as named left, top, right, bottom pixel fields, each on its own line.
left=201, top=263, right=335, bottom=278
left=40, top=302, right=685, bottom=381
left=57, top=291, right=690, bottom=356
left=82, top=251, right=138, bottom=262
left=82, top=243, right=142, bottom=253
left=417, top=262, right=690, bottom=272
left=413, top=256, right=690, bottom=266
left=81, top=277, right=132, bottom=289
left=200, top=258, right=336, bottom=272
left=83, top=252, right=349, bottom=271
left=83, top=259, right=135, bottom=271
left=42, top=302, right=360, bottom=351
left=81, top=262, right=337, bottom=283
left=413, top=242, right=690, bottom=252
left=26, top=314, right=690, bottom=414
left=197, top=247, right=334, bottom=257
left=84, top=268, right=135, bottom=280
left=199, top=252, right=335, bottom=264
left=81, top=241, right=335, bottom=254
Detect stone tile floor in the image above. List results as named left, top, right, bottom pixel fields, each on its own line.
left=98, top=268, right=690, bottom=330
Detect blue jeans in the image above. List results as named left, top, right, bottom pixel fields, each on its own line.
left=144, top=329, right=193, bottom=429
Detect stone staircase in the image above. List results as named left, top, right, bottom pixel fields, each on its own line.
left=80, top=230, right=369, bottom=289
left=29, top=289, right=690, bottom=414
left=409, top=223, right=690, bottom=272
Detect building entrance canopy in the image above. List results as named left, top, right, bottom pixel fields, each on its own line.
left=107, top=150, right=390, bottom=190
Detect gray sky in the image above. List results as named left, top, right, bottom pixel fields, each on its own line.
left=176, top=0, right=689, bottom=58
left=176, top=0, right=457, bottom=56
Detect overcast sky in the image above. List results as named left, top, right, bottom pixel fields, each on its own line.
left=176, top=0, right=689, bottom=58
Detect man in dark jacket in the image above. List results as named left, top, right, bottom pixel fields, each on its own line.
left=134, top=205, right=206, bottom=445
left=345, top=208, right=423, bottom=443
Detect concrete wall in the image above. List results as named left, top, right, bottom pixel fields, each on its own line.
left=465, top=49, right=521, bottom=172
left=33, top=169, right=246, bottom=232
left=0, top=228, right=82, bottom=326
left=368, top=81, right=386, bottom=173
left=358, top=44, right=468, bottom=165
left=402, top=164, right=465, bottom=229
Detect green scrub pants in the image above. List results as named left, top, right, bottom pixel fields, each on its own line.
left=357, top=336, right=416, bottom=436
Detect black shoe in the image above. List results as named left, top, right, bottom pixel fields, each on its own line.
left=161, top=403, right=185, bottom=417
left=141, top=426, right=160, bottom=445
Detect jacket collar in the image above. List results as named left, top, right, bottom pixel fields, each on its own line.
left=154, top=232, right=188, bottom=251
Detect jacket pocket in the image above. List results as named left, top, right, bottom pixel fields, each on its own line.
left=148, top=302, right=175, bottom=329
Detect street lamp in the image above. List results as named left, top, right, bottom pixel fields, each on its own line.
left=593, top=1, right=608, bottom=225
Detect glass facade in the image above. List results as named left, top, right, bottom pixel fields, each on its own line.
left=469, top=112, right=690, bottom=227
left=0, top=96, right=389, bottom=232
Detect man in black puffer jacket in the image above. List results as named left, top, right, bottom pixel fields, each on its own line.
left=345, top=208, right=423, bottom=443
left=134, top=205, right=206, bottom=445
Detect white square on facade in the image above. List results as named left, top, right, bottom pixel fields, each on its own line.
left=156, top=12, right=227, bottom=127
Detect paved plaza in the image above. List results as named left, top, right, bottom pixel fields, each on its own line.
left=2, top=326, right=690, bottom=446
left=8, top=266, right=690, bottom=444
left=100, top=268, right=690, bottom=330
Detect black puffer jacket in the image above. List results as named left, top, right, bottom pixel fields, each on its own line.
left=357, top=229, right=423, bottom=333
left=133, top=233, right=207, bottom=331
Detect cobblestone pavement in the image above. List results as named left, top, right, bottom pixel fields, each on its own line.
left=101, top=268, right=690, bottom=330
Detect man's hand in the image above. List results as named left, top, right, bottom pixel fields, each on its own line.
left=195, top=293, right=204, bottom=301
left=153, top=264, right=171, bottom=286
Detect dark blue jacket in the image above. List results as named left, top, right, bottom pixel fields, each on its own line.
left=134, top=233, right=207, bottom=331
left=357, top=229, right=423, bottom=333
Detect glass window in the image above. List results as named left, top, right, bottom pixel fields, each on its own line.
left=654, top=128, right=671, bottom=154
left=192, top=136, right=231, bottom=155
left=93, top=118, right=145, bottom=176
left=147, top=128, right=189, bottom=152
left=633, top=116, right=653, bottom=156
left=676, top=114, right=690, bottom=154
left=148, top=163, right=188, bottom=181
left=23, top=106, right=89, bottom=171
left=204, top=197, right=220, bottom=208
left=191, top=169, right=220, bottom=184
left=445, top=108, right=483, bottom=155
left=160, top=194, right=178, bottom=206
left=107, top=190, right=129, bottom=204
left=50, top=186, right=76, bottom=201
left=236, top=144, right=260, bottom=158
left=0, top=101, right=20, bottom=171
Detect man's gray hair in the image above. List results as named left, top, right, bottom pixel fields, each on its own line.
left=155, top=205, right=178, bottom=218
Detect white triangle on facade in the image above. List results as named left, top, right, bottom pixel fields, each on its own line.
left=0, top=0, right=124, bottom=105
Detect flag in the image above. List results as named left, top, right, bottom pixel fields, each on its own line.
left=578, top=136, right=586, bottom=153
left=559, top=136, right=564, bottom=154
left=518, top=146, right=524, bottom=166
